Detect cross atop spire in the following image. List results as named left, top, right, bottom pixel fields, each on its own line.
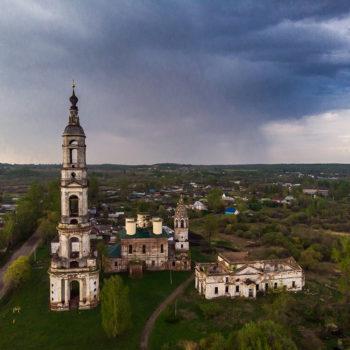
left=69, top=80, right=79, bottom=111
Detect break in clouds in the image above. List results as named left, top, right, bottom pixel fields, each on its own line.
left=1, top=0, right=350, bottom=164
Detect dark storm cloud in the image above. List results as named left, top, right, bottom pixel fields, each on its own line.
left=1, top=0, right=350, bottom=163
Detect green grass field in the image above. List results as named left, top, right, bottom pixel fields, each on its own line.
left=0, top=246, right=190, bottom=350
left=150, top=285, right=265, bottom=349
left=149, top=274, right=342, bottom=350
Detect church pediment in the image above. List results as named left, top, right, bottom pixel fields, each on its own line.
left=235, top=265, right=261, bottom=275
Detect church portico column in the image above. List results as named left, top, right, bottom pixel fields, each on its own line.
left=64, top=279, right=69, bottom=305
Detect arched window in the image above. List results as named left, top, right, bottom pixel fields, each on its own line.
left=70, top=148, right=78, bottom=164
left=70, top=280, right=80, bottom=303
left=70, top=261, right=79, bottom=268
left=70, top=237, right=79, bottom=258
left=69, top=195, right=79, bottom=217
left=180, top=219, right=185, bottom=228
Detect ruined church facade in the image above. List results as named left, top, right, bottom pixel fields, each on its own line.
left=105, top=196, right=191, bottom=274
left=195, top=252, right=304, bottom=299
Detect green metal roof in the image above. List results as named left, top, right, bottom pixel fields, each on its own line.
left=107, top=244, right=121, bottom=258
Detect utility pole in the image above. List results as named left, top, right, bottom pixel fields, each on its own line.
left=174, top=299, right=177, bottom=318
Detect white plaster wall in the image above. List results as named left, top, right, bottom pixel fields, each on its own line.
left=59, top=234, right=69, bottom=258
left=175, top=242, right=189, bottom=250
left=51, top=242, right=60, bottom=254
left=61, top=169, right=86, bottom=181
left=81, top=233, right=90, bottom=257
left=196, top=268, right=304, bottom=300
left=88, top=274, right=99, bottom=302
left=50, top=275, right=62, bottom=303
left=175, top=228, right=188, bottom=240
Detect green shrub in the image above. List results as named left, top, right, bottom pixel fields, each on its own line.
left=198, top=302, right=222, bottom=319
left=4, top=256, right=31, bottom=289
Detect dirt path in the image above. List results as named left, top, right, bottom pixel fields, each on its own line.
left=0, top=230, right=42, bottom=300
left=324, top=230, right=350, bottom=238
left=140, top=273, right=194, bottom=350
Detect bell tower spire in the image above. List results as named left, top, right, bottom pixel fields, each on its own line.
left=69, top=80, right=80, bottom=125
left=173, top=195, right=191, bottom=270
left=49, top=84, right=99, bottom=311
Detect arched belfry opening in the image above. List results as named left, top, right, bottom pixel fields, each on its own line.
left=70, top=237, right=79, bottom=258
left=69, top=195, right=79, bottom=217
left=69, top=140, right=78, bottom=164
left=70, top=149, right=78, bottom=164
left=69, top=280, right=80, bottom=309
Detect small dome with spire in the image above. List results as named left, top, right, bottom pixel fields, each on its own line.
left=63, top=81, right=85, bottom=137
left=69, top=81, right=78, bottom=110
left=69, top=89, right=78, bottom=109
left=63, top=124, right=85, bottom=137
left=175, top=195, right=188, bottom=218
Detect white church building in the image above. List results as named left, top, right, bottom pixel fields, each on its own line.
left=195, top=252, right=304, bottom=299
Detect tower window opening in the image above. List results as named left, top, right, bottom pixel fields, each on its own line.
left=69, top=237, right=80, bottom=258
left=160, top=244, right=164, bottom=253
left=69, top=195, right=79, bottom=217
left=71, top=172, right=76, bottom=179
left=142, top=245, right=146, bottom=254
left=70, top=261, right=79, bottom=268
left=180, top=220, right=184, bottom=228
left=128, top=245, right=132, bottom=254
left=70, top=148, right=78, bottom=164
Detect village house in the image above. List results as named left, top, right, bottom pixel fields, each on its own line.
left=222, top=193, right=235, bottom=202
left=195, top=252, right=304, bottom=299
left=192, top=200, right=207, bottom=211
left=303, top=188, right=329, bottom=197
left=225, top=207, right=239, bottom=215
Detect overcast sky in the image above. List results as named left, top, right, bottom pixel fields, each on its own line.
left=1, top=1, right=350, bottom=164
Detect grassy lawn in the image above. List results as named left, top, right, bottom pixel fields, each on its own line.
left=150, top=285, right=265, bottom=349
left=150, top=272, right=343, bottom=350
left=0, top=246, right=190, bottom=350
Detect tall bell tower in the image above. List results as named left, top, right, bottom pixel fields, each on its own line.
left=49, top=84, right=99, bottom=311
left=173, top=195, right=191, bottom=270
